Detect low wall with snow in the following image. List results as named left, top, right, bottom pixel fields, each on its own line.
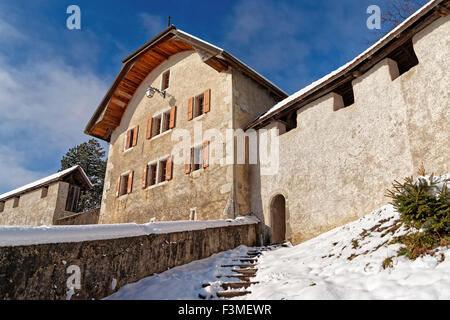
left=0, top=216, right=259, bottom=300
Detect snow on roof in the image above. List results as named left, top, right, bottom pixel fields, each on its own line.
left=0, top=215, right=259, bottom=247
left=250, top=0, right=440, bottom=127
left=0, top=165, right=92, bottom=201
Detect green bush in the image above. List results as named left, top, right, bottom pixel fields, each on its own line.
left=386, top=175, right=450, bottom=234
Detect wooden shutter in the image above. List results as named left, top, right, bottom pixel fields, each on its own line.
left=202, top=141, right=210, bottom=168
left=188, top=97, right=194, bottom=120
left=204, top=89, right=211, bottom=113
left=185, top=148, right=192, bottom=174
left=132, top=126, right=139, bottom=147
left=146, top=118, right=152, bottom=140
left=166, top=155, right=173, bottom=181
left=127, top=171, right=134, bottom=194
left=115, top=177, right=120, bottom=197
left=126, top=130, right=132, bottom=149
left=169, top=106, right=177, bottom=129
left=141, top=164, right=148, bottom=189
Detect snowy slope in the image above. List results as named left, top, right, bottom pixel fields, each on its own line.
left=107, top=174, right=449, bottom=300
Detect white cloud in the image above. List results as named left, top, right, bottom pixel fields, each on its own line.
left=139, top=13, right=166, bottom=36
left=0, top=16, right=108, bottom=194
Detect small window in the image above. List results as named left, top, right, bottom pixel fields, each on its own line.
left=194, top=94, right=205, bottom=118
left=0, top=201, right=5, bottom=213
left=191, top=145, right=203, bottom=172
left=159, top=159, right=167, bottom=182
left=151, top=110, right=171, bottom=138
left=144, top=158, right=171, bottom=188
left=151, top=115, right=162, bottom=138
left=119, top=174, right=129, bottom=196
left=13, top=196, right=20, bottom=208
left=189, top=208, right=197, bottom=220
left=125, top=127, right=138, bottom=151
left=161, top=70, right=170, bottom=91
left=41, top=186, right=49, bottom=198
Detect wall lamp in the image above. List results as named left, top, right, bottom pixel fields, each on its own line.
left=145, top=86, right=166, bottom=99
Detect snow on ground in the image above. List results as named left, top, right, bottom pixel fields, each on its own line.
left=106, top=174, right=449, bottom=300
left=105, top=246, right=250, bottom=300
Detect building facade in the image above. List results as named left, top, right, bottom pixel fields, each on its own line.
left=85, top=28, right=286, bottom=224
left=87, top=0, right=449, bottom=244
left=0, top=166, right=92, bottom=226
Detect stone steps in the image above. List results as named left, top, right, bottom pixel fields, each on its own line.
left=216, top=291, right=252, bottom=298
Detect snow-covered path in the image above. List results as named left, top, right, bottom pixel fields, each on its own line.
left=241, top=205, right=450, bottom=300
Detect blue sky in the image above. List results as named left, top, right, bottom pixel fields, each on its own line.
left=0, top=0, right=400, bottom=193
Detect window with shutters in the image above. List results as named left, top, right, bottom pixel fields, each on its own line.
left=143, top=156, right=173, bottom=189
left=191, top=145, right=203, bottom=172
left=194, top=94, right=205, bottom=118
left=161, top=70, right=170, bottom=91
left=124, top=126, right=139, bottom=151
left=150, top=109, right=173, bottom=139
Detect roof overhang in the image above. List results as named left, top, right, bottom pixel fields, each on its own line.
left=0, top=166, right=93, bottom=202
left=85, top=26, right=288, bottom=142
left=245, top=0, right=449, bottom=130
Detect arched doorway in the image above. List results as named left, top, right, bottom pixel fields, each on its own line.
left=270, top=194, right=286, bottom=244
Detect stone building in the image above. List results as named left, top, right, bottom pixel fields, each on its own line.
left=84, top=27, right=287, bottom=224
left=86, top=0, right=449, bottom=244
left=0, top=166, right=93, bottom=226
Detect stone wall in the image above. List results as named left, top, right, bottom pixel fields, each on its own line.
left=0, top=220, right=258, bottom=300
left=252, top=15, right=450, bottom=244
left=55, top=208, right=101, bottom=225
left=0, top=181, right=63, bottom=226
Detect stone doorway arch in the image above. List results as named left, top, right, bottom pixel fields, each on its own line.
left=270, top=194, right=286, bottom=244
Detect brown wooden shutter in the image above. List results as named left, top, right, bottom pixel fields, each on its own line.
left=188, top=97, right=194, bottom=120
left=115, top=176, right=121, bottom=197
left=166, top=155, right=173, bottom=181
left=202, top=141, right=210, bottom=168
left=204, top=89, right=211, bottom=113
left=169, top=106, right=177, bottom=129
left=126, top=130, right=132, bottom=149
left=141, top=164, right=148, bottom=189
left=132, top=126, right=139, bottom=147
left=146, top=118, right=152, bottom=140
left=127, top=171, right=134, bottom=194
left=185, top=148, right=192, bottom=174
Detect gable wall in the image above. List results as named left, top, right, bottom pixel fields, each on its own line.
left=99, top=51, right=236, bottom=224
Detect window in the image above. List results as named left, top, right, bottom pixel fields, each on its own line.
left=150, top=110, right=172, bottom=139
left=185, top=142, right=209, bottom=174
left=125, top=126, right=139, bottom=150
left=143, top=156, right=173, bottom=188
left=65, top=185, right=81, bottom=212
left=161, top=70, right=170, bottom=91
left=117, top=171, right=134, bottom=197
left=41, top=186, right=49, bottom=198
left=189, top=208, right=197, bottom=220
left=13, top=196, right=20, bottom=208
left=192, top=145, right=203, bottom=172
left=188, top=89, right=210, bottom=120
left=0, top=201, right=4, bottom=213
left=147, top=163, right=158, bottom=186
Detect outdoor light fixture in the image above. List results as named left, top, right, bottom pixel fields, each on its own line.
left=145, top=86, right=166, bottom=99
